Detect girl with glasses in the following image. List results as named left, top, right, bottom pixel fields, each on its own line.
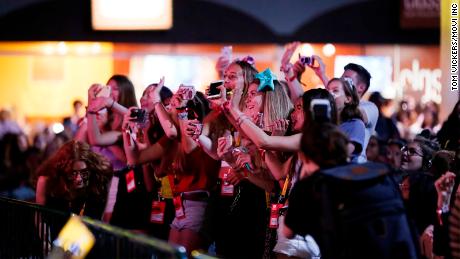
left=398, top=134, right=440, bottom=257
left=35, top=140, right=112, bottom=219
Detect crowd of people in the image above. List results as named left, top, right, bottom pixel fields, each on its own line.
left=1, top=43, right=460, bottom=259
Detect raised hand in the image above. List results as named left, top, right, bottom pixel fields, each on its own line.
left=292, top=60, right=306, bottom=78
left=233, top=149, right=254, bottom=172
left=280, top=41, right=301, bottom=73
left=217, top=132, right=233, bottom=159
left=88, top=83, right=103, bottom=101
left=216, top=56, right=231, bottom=76
left=226, top=170, right=247, bottom=186
left=146, top=77, right=165, bottom=106
left=311, top=55, right=326, bottom=75
left=88, top=96, right=112, bottom=113
left=435, top=171, right=456, bottom=208
left=435, top=172, right=456, bottom=193
left=184, top=120, right=202, bottom=140
left=87, top=84, right=112, bottom=112
left=269, top=119, right=290, bottom=136
left=209, top=84, right=229, bottom=111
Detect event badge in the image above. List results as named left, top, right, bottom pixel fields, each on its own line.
left=269, top=203, right=283, bottom=229
left=150, top=200, right=166, bottom=224
left=125, top=170, right=136, bottom=193
left=220, top=171, right=234, bottom=196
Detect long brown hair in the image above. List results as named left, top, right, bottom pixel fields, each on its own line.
left=108, top=75, right=138, bottom=108
left=36, top=140, right=112, bottom=200
left=107, top=75, right=138, bottom=131
left=329, top=78, right=363, bottom=123
left=232, top=60, right=259, bottom=110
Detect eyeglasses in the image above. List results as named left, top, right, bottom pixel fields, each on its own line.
left=66, top=168, right=90, bottom=180
left=401, top=146, right=423, bottom=157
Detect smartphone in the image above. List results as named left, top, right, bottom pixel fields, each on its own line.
left=193, top=123, right=203, bottom=135
left=310, top=99, right=331, bottom=123
left=130, top=108, right=147, bottom=123
left=178, top=85, right=195, bottom=100
left=96, top=85, right=111, bottom=98
left=177, top=112, right=188, bottom=120
left=299, top=54, right=315, bottom=67
left=207, top=80, right=225, bottom=99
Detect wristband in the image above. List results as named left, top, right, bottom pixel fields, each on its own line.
left=152, top=98, right=161, bottom=106
left=85, top=107, right=98, bottom=115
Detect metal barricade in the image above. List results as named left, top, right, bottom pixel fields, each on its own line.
left=0, top=196, right=187, bottom=259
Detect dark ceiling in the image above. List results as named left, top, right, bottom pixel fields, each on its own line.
left=0, top=0, right=440, bottom=44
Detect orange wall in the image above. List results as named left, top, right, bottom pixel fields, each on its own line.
left=0, top=42, right=114, bottom=123
left=0, top=42, right=444, bottom=125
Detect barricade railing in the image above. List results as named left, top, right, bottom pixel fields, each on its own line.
left=0, top=196, right=187, bottom=259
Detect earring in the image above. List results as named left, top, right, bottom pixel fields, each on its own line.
left=427, top=160, right=432, bottom=169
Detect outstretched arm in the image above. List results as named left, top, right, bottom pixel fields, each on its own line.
left=226, top=104, right=301, bottom=152
left=149, top=77, right=178, bottom=139
left=122, top=111, right=167, bottom=165
left=86, top=113, right=122, bottom=146
left=86, top=84, right=123, bottom=146
left=280, top=42, right=304, bottom=102
left=265, top=152, right=293, bottom=181
left=310, top=55, right=329, bottom=87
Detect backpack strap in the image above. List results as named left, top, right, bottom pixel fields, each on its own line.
left=319, top=174, right=340, bottom=258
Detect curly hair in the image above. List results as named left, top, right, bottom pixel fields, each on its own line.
left=36, top=140, right=112, bottom=200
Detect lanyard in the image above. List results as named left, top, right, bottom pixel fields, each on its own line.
left=281, top=173, right=291, bottom=198
left=168, top=174, right=176, bottom=195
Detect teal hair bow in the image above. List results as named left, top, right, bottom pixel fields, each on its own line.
left=255, top=68, right=276, bottom=92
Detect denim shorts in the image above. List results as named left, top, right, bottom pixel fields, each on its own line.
left=170, top=199, right=207, bottom=233
left=273, top=215, right=321, bottom=258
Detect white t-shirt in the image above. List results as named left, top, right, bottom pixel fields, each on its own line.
left=357, top=100, right=379, bottom=163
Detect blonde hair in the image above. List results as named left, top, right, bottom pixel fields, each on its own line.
left=262, top=80, right=293, bottom=131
